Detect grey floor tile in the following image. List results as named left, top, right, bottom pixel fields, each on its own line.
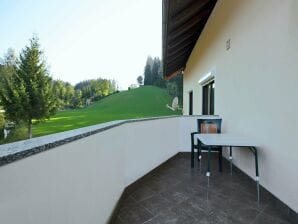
left=162, top=190, right=189, bottom=204
left=144, top=175, right=180, bottom=194
left=252, top=212, right=294, bottom=224
left=231, top=206, right=260, bottom=224
left=170, top=197, right=210, bottom=220
left=131, top=185, right=156, bottom=202
left=252, top=213, right=278, bottom=224
left=262, top=200, right=295, bottom=224
left=145, top=209, right=198, bottom=224
left=118, top=203, right=153, bottom=224
left=118, top=196, right=137, bottom=211
left=113, top=154, right=296, bottom=224
left=207, top=210, right=240, bottom=224
left=140, top=194, right=173, bottom=216
left=112, top=216, right=124, bottom=224
left=159, top=184, right=191, bottom=204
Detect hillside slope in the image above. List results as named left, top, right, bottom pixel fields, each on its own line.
left=32, top=86, right=181, bottom=137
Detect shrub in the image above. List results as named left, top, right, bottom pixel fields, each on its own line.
left=0, top=113, right=4, bottom=140
left=0, top=113, right=5, bottom=128
left=0, top=125, right=27, bottom=144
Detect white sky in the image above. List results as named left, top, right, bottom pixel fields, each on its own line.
left=0, top=0, right=162, bottom=89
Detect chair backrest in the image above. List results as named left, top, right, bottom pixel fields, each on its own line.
left=197, top=118, right=222, bottom=134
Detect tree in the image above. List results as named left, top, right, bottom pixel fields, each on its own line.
left=151, top=57, right=160, bottom=85
left=166, top=73, right=183, bottom=104
left=53, top=80, right=66, bottom=109
left=0, top=113, right=4, bottom=128
left=155, top=63, right=166, bottom=88
left=71, top=90, right=83, bottom=108
left=151, top=57, right=166, bottom=88
left=0, top=37, right=57, bottom=138
left=74, top=78, right=117, bottom=102
left=0, top=48, right=24, bottom=128
left=143, top=56, right=165, bottom=88
left=52, top=80, right=76, bottom=109
left=109, top=79, right=117, bottom=94
left=137, top=75, right=143, bottom=86
left=0, top=48, right=16, bottom=80
left=98, top=79, right=110, bottom=96
left=64, top=82, right=74, bottom=107
left=143, top=64, right=152, bottom=85
left=143, top=56, right=153, bottom=85
left=0, top=113, right=4, bottom=139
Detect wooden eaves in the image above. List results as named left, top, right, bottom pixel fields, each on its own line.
left=162, top=0, right=217, bottom=79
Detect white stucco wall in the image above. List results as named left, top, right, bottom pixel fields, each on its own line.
left=0, top=116, right=198, bottom=224
left=183, top=0, right=298, bottom=212
left=123, top=118, right=181, bottom=185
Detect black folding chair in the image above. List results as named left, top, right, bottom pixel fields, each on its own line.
left=191, top=118, right=223, bottom=171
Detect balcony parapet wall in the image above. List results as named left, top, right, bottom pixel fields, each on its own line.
left=0, top=116, right=195, bottom=167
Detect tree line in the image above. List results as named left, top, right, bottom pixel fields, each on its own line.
left=52, top=78, right=117, bottom=109
left=0, top=37, right=117, bottom=138
left=138, top=56, right=183, bottom=102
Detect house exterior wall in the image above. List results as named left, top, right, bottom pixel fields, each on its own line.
left=183, top=0, right=298, bottom=212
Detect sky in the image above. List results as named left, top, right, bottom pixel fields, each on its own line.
left=0, top=0, right=162, bottom=90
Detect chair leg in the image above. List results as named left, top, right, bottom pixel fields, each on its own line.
left=218, top=149, right=223, bottom=172
left=197, top=138, right=201, bottom=160
left=191, top=145, right=194, bottom=168
left=197, top=148, right=202, bottom=161
left=198, top=148, right=202, bottom=170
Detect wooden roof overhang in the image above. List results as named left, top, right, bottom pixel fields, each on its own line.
left=162, top=0, right=217, bottom=79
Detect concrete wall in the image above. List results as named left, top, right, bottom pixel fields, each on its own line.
left=0, top=116, right=197, bottom=224
left=183, top=0, right=298, bottom=212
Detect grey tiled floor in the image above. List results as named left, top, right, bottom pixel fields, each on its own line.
left=113, top=154, right=295, bottom=224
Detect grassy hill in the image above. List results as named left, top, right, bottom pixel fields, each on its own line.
left=31, top=86, right=181, bottom=137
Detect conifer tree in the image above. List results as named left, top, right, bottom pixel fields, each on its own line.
left=0, top=37, right=57, bottom=138
left=151, top=57, right=160, bottom=85
left=143, top=56, right=153, bottom=85
left=143, top=64, right=152, bottom=85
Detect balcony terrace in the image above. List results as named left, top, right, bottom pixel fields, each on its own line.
left=0, top=116, right=297, bottom=224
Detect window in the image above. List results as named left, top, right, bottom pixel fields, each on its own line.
left=202, top=80, right=215, bottom=115
left=189, top=91, right=193, bottom=115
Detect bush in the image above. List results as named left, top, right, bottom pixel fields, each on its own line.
left=0, top=113, right=5, bottom=128
left=166, top=82, right=178, bottom=97
left=0, top=128, right=3, bottom=140
left=0, top=125, right=27, bottom=144
left=0, top=113, right=4, bottom=140
left=166, top=74, right=183, bottom=105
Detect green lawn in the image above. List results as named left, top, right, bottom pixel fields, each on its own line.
left=32, top=86, right=181, bottom=137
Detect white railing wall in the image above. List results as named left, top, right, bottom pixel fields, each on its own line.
left=0, top=116, right=198, bottom=224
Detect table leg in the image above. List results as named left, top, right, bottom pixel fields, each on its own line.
left=229, top=146, right=233, bottom=175
left=256, top=177, right=260, bottom=204
left=198, top=144, right=202, bottom=170
left=251, top=147, right=260, bottom=203
left=191, top=144, right=194, bottom=168
left=219, top=149, right=223, bottom=172
left=206, top=147, right=211, bottom=187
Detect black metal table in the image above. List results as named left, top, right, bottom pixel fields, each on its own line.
left=196, top=133, right=260, bottom=203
